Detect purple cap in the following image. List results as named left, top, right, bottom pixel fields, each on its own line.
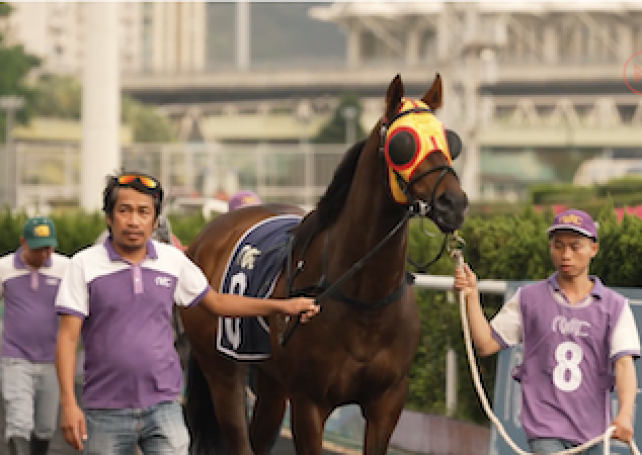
left=228, top=190, right=261, bottom=211
left=546, top=209, right=598, bottom=241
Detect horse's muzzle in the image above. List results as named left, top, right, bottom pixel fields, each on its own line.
left=431, top=190, right=468, bottom=233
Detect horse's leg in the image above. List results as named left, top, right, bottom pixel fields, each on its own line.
left=196, top=352, right=254, bottom=455
left=361, top=379, right=408, bottom=455
left=249, top=367, right=288, bottom=455
left=289, top=397, right=329, bottom=455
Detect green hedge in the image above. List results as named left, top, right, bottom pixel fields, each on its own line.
left=531, top=177, right=642, bottom=206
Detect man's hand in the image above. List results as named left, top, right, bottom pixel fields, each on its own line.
left=611, top=412, right=634, bottom=443
left=281, top=297, right=320, bottom=323
left=453, top=263, right=478, bottom=299
left=60, top=402, right=87, bottom=450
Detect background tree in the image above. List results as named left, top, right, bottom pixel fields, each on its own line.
left=32, top=74, right=81, bottom=119
left=121, top=96, right=176, bottom=143
left=31, top=74, right=176, bottom=143
left=0, top=2, right=41, bottom=140
left=313, top=92, right=366, bottom=144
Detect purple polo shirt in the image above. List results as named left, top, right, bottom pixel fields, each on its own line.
left=55, top=239, right=209, bottom=410
left=0, top=249, right=69, bottom=362
left=491, top=274, right=640, bottom=444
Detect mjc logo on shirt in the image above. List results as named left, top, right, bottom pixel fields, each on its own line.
left=155, top=276, right=172, bottom=288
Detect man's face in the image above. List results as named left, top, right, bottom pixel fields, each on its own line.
left=106, top=188, right=157, bottom=253
left=20, top=240, right=53, bottom=269
left=549, top=231, right=598, bottom=280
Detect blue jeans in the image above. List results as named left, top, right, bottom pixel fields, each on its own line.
left=84, top=400, right=189, bottom=455
left=530, top=438, right=604, bottom=454
left=1, top=358, right=59, bottom=440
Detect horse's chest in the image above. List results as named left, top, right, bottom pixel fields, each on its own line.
left=345, top=337, right=410, bottom=386
left=322, top=349, right=402, bottom=403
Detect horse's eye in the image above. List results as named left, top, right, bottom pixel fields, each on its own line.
left=445, top=129, right=462, bottom=160
left=386, top=131, right=417, bottom=168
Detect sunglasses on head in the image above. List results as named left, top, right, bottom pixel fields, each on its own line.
left=117, top=174, right=158, bottom=189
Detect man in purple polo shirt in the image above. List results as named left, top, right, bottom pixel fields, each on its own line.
left=454, top=209, right=640, bottom=454
left=54, top=172, right=318, bottom=454
left=0, top=216, right=69, bottom=455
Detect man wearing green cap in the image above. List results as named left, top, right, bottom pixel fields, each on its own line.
left=0, top=216, right=69, bottom=455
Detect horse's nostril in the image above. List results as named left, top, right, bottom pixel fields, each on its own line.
left=435, top=191, right=468, bottom=213
left=436, top=192, right=455, bottom=210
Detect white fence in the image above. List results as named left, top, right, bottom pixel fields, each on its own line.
left=413, top=273, right=506, bottom=295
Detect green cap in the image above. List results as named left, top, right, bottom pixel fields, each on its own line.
left=23, top=216, right=58, bottom=249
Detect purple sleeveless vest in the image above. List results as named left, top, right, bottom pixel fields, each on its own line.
left=514, top=276, right=625, bottom=443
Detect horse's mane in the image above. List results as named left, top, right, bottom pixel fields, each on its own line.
left=293, top=140, right=366, bottom=246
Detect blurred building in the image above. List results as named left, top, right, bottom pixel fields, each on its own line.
left=2, top=2, right=206, bottom=75
left=140, top=2, right=206, bottom=74
left=6, top=2, right=642, bottom=209
left=121, top=2, right=642, bottom=201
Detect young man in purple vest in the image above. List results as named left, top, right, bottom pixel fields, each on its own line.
left=54, top=172, right=319, bottom=454
left=0, top=216, right=69, bottom=455
left=454, top=209, right=639, bottom=454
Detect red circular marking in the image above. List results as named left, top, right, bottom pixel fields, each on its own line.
left=384, top=126, right=422, bottom=172
left=623, top=51, right=642, bottom=95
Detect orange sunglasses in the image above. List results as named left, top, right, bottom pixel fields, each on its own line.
left=117, top=174, right=158, bottom=189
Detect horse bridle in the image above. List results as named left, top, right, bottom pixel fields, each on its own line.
left=280, top=108, right=460, bottom=346
left=379, top=106, right=459, bottom=272
left=378, top=106, right=459, bottom=217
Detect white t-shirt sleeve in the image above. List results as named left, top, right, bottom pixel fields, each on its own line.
left=55, top=258, right=89, bottom=317
left=610, top=301, right=640, bottom=360
left=490, top=288, right=523, bottom=347
left=174, top=253, right=210, bottom=308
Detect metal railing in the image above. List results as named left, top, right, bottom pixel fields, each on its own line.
left=7, top=142, right=348, bottom=211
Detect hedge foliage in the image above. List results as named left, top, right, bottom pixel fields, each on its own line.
left=2, top=206, right=641, bottom=425
left=531, top=177, right=642, bottom=210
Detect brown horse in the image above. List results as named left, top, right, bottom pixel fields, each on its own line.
left=180, top=74, right=469, bottom=455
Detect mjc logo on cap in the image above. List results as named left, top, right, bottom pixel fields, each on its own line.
left=547, top=209, right=598, bottom=241
left=23, top=217, right=58, bottom=250
left=557, top=213, right=583, bottom=226
left=33, top=224, right=51, bottom=237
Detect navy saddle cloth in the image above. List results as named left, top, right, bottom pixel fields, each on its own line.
left=216, top=214, right=302, bottom=360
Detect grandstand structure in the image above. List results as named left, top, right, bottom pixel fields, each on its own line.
left=122, top=2, right=642, bottom=202
left=7, top=2, right=642, bottom=209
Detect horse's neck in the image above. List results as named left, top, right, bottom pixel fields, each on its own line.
left=328, top=159, right=408, bottom=286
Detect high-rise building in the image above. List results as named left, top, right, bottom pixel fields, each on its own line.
left=141, top=2, right=206, bottom=74
left=2, top=2, right=205, bottom=75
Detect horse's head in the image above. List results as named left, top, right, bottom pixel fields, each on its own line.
left=378, top=74, right=468, bottom=233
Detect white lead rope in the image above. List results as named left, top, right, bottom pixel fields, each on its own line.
left=449, top=241, right=640, bottom=455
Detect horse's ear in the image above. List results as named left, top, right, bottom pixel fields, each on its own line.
left=385, top=74, right=404, bottom=121
left=421, top=73, right=443, bottom=110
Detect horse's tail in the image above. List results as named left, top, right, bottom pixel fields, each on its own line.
left=185, top=354, right=229, bottom=455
